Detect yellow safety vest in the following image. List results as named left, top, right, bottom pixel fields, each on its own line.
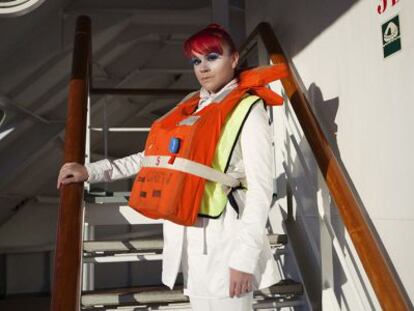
left=199, top=94, right=262, bottom=218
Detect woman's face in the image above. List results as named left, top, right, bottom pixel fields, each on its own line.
left=190, top=44, right=239, bottom=94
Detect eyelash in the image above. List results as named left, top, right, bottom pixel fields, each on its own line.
left=190, top=53, right=221, bottom=66
left=191, top=58, right=201, bottom=66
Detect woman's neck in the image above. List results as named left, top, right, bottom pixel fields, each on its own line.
left=203, top=77, right=238, bottom=96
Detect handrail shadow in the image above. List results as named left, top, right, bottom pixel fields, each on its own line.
left=240, top=22, right=412, bottom=311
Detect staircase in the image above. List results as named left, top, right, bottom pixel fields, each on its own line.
left=78, top=192, right=305, bottom=310
left=50, top=13, right=412, bottom=311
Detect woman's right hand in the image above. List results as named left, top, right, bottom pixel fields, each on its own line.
left=57, top=162, right=89, bottom=189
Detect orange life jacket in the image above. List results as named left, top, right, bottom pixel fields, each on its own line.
left=128, top=64, right=289, bottom=225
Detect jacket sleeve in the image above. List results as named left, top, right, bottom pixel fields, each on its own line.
left=228, top=100, right=274, bottom=274
left=85, top=151, right=145, bottom=183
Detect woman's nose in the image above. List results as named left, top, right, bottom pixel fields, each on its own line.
left=199, top=61, right=210, bottom=72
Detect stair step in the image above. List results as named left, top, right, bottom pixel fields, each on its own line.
left=85, top=205, right=163, bottom=225
left=84, top=236, right=164, bottom=253
left=85, top=191, right=130, bottom=204
left=257, top=278, right=304, bottom=296
left=82, top=285, right=187, bottom=307
left=84, top=234, right=287, bottom=254
left=83, top=247, right=288, bottom=264
left=268, top=233, right=288, bottom=245
left=83, top=303, right=192, bottom=310
left=254, top=296, right=304, bottom=309
left=83, top=252, right=163, bottom=263
left=82, top=298, right=303, bottom=310
left=83, top=250, right=288, bottom=264
left=81, top=281, right=303, bottom=309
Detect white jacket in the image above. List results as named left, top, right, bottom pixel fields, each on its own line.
left=85, top=79, right=280, bottom=297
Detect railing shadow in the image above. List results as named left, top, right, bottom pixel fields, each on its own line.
left=309, top=82, right=413, bottom=309
left=278, top=79, right=413, bottom=310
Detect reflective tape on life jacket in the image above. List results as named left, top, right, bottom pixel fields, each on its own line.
left=141, top=155, right=240, bottom=189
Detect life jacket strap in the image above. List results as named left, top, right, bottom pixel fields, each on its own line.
left=142, top=155, right=241, bottom=188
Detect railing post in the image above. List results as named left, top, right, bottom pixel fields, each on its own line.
left=82, top=221, right=95, bottom=291
left=257, top=38, right=280, bottom=202
left=317, top=174, right=341, bottom=310
left=51, top=15, right=91, bottom=311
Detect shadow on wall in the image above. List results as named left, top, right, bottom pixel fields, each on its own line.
left=310, top=82, right=412, bottom=309
left=282, top=82, right=342, bottom=310
left=277, top=79, right=413, bottom=309
left=307, top=83, right=340, bottom=158
left=305, top=84, right=353, bottom=310
left=260, top=0, right=358, bottom=57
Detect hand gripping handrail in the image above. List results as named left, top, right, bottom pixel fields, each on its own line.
left=50, top=15, right=194, bottom=310
left=50, top=15, right=91, bottom=311
left=241, top=22, right=411, bottom=311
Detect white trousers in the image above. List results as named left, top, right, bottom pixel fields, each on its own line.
left=189, top=292, right=253, bottom=311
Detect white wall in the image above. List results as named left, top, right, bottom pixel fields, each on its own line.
left=246, top=0, right=413, bottom=308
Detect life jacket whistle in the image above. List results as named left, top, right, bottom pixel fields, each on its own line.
left=128, top=64, right=289, bottom=225
left=169, top=137, right=180, bottom=153
left=168, top=137, right=180, bottom=164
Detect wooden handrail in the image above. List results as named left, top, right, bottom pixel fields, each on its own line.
left=51, top=15, right=91, bottom=311
left=241, top=22, right=410, bottom=310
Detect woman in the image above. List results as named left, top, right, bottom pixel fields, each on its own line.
left=57, top=24, right=287, bottom=310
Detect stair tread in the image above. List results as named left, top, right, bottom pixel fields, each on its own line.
left=81, top=280, right=303, bottom=307
left=84, top=236, right=164, bottom=253
left=83, top=249, right=288, bottom=263
left=82, top=285, right=187, bottom=306
left=84, top=233, right=287, bottom=254
left=258, top=278, right=303, bottom=296
left=85, top=191, right=131, bottom=204
left=81, top=297, right=303, bottom=310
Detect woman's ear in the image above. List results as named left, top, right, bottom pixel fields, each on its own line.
left=231, top=51, right=240, bottom=69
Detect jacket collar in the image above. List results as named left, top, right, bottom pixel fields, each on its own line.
left=199, top=78, right=239, bottom=106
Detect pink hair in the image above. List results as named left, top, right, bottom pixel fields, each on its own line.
left=183, top=23, right=237, bottom=58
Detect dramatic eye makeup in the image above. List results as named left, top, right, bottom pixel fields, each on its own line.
left=190, top=57, right=201, bottom=66
left=206, top=52, right=220, bottom=61
left=190, top=52, right=222, bottom=66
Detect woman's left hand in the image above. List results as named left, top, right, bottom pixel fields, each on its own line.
left=229, top=267, right=253, bottom=297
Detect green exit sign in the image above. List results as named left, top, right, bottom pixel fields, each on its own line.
left=382, top=15, right=401, bottom=58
